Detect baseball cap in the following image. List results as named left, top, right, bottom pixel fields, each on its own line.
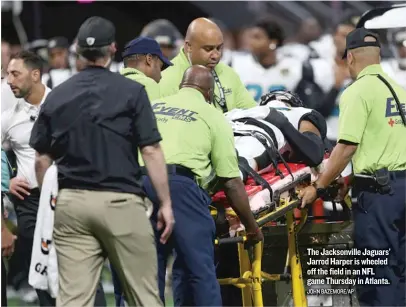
left=47, top=37, right=69, bottom=50
left=122, top=36, right=173, bottom=69
left=342, top=28, right=381, bottom=59
left=77, top=16, right=115, bottom=48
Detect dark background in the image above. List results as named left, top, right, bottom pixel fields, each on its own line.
left=2, top=1, right=396, bottom=48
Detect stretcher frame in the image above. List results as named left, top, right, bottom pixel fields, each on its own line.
left=213, top=172, right=353, bottom=307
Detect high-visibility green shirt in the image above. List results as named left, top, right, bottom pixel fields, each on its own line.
left=151, top=87, right=240, bottom=189
left=120, top=67, right=161, bottom=101
left=159, top=49, right=257, bottom=113
left=338, top=64, right=406, bottom=174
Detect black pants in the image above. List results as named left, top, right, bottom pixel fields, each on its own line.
left=2, top=258, right=7, bottom=307
left=9, top=189, right=107, bottom=306
left=354, top=172, right=405, bottom=306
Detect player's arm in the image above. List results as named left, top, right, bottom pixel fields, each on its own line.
left=265, top=109, right=325, bottom=167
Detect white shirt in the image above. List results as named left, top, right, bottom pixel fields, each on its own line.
left=231, top=52, right=333, bottom=102
left=42, top=69, right=74, bottom=89
left=1, top=79, right=18, bottom=113
left=1, top=86, right=52, bottom=188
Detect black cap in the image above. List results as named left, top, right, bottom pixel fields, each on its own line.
left=342, top=28, right=380, bottom=59
left=47, top=37, right=69, bottom=50
left=77, top=16, right=115, bottom=48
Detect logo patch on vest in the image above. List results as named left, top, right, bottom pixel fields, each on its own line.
left=152, top=102, right=198, bottom=123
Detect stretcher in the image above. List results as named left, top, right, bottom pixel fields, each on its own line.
left=211, top=156, right=353, bottom=307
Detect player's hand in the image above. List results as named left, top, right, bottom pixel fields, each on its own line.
left=2, top=227, right=17, bottom=257
left=246, top=226, right=264, bottom=244
left=298, top=185, right=318, bottom=208
left=266, top=108, right=289, bottom=129
left=157, top=202, right=175, bottom=244
left=9, top=177, right=30, bottom=200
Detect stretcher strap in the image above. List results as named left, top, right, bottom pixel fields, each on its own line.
left=234, top=117, right=278, bottom=148
left=238, top=156, right=273, bottom=198
left=232, top=118, right=295, bottom=180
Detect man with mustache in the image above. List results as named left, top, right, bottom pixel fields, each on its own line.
left=159, top=18, right=257, bottom=112
left=1, top=51, right=54, bottom=306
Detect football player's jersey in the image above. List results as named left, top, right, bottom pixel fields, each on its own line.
left=231, top=53, right=303, bottom=102
left=231, top=52, right=334, bottom=103
left=277, top=43, right=319, bottom=63
left=225, top=103, right=315, bottom=161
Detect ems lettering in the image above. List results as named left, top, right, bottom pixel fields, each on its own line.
left=385, top=98, right=406, bottom=117
left=34, top=263, right=48, bottom=276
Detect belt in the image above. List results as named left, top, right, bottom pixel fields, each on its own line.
left=388, top=170, right=406, bottom=180
left=354, top=170, right=405, bottom=194
left=141, top=164, right=196, bottom=181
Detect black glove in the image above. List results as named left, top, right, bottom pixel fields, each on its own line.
left=265, top=108, right=289, bottom=129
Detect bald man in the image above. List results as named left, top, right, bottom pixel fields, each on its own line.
left=300, top=28, right=406, bottom=306
left=140, top=65, right=263, bottom=305
left=159, top=18, right=257, bottom=113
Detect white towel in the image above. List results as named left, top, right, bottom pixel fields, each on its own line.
left=28, top=164, right=59, bottom=298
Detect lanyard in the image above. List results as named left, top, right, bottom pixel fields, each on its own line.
left=211, top=70, right=228, bottom=113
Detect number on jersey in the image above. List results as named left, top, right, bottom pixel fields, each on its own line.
left=246, top=84, right=287, bottom=102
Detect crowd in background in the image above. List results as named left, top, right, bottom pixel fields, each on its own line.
left=1, top=7, right=406, bottom=305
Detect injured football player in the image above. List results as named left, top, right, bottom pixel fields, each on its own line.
left=224, top=90, right=328, bottom=181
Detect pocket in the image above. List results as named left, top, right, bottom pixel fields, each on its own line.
left=199, top=187, right=213, bottom=207
left=104, top=197, right=136, bottom=236
left=103, top=195, right=152, bottom=237
left=356, top=191, right=370, bottom=213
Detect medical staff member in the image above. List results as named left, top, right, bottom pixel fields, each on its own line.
left=144, top=65, right=263, bottom=306
left=110, top=37, right=174, bottom=307
left=300, top=28, right=406, bottom=306
left=120, top=37, right=173, bottom=101
left=115, top=39, right=173, bottom=307
left=159, top=18, right=256, bottom=112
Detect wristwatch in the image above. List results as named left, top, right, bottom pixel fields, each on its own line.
left=312, top=182, right=328, bottom=200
